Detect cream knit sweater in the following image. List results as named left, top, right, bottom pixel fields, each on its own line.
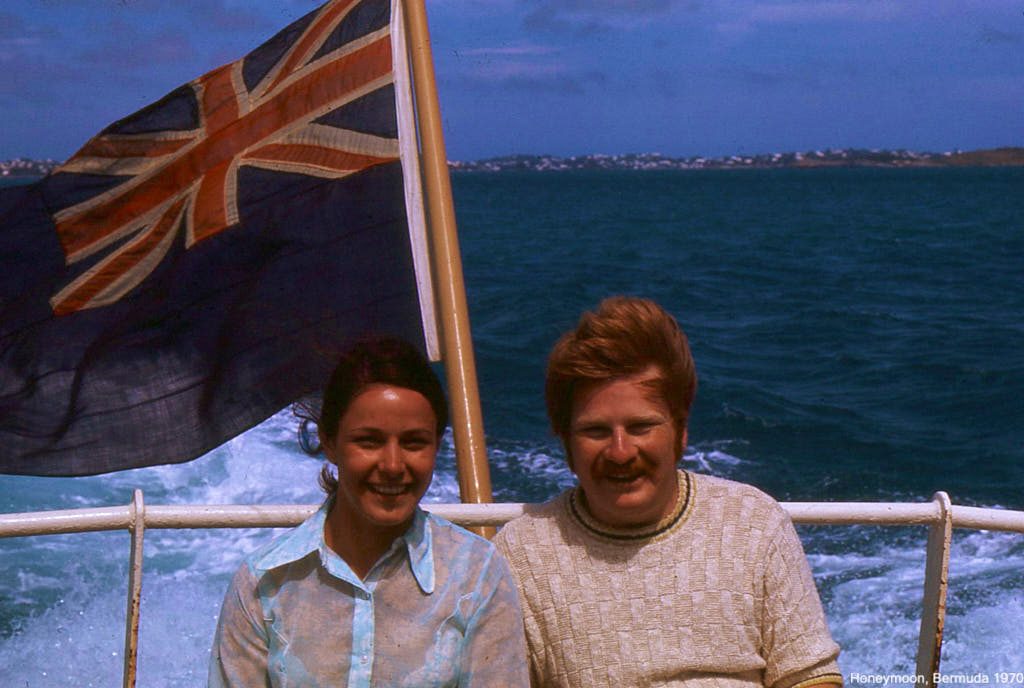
left=493, top=471, right=842, bottom=688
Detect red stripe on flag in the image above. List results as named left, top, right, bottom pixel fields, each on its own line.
left=192, top=161, right=233, bottom=244
left=199, top=64, right=243, bottom=135
left=267, top=0, right=361, bottom=95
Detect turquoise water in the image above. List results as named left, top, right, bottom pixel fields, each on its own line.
left=2, top=168, right=1023, bottom=684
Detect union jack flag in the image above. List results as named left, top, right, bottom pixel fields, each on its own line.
left=0, top=0, right=440, bottom=476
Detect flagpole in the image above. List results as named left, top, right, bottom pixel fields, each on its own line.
left=401, top=0, right=495, bottom=528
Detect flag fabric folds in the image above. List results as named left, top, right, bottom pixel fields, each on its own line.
left=0, top=0, right=439, bottom=476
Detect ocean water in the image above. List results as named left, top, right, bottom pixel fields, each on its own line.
left=2, top=167, right=1023, bottom=685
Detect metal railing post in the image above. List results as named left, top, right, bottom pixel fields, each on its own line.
left=123, top=489, right=146, bottom=688
left=915, top=491, right=952, bottom=687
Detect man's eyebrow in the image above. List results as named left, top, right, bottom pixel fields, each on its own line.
left=570, top=415, right=606, bottom=427
left=572, top=412, right=666, bottom=427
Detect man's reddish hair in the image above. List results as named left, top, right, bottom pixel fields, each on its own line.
left=545, top=296, right=697, bottom=438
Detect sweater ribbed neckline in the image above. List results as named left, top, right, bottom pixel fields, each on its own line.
left=568, top=469, right=693, bottom=542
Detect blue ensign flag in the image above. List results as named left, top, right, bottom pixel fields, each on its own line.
left=0, top=0, right=438, bottom=476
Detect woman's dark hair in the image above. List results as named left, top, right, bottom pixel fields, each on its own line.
left=314, top=335, right=447, bottom=493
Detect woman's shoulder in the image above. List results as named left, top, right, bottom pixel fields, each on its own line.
left=241, top=503, right=327, bottom=574
left=424, top=511, right=523, bottom=593
left=424, top=510, right=499, bottom=557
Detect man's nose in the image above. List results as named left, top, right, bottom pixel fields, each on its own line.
left=606, top=428, right=636, bottom=463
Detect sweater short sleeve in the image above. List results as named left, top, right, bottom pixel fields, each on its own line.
left=760, top=509, right=842, bottom=688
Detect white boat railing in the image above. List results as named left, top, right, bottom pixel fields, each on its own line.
left=3, top=490, right=1023, bottom=688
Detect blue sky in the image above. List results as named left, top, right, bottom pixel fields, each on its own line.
left=1, top=0, right=1021, bottom=161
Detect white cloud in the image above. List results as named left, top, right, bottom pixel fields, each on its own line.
left=470, top=60, right=570, bottom=80
left=713, top=1, right=902, bottom=40
left=458, top=44, right=560, bottom=57
left=747, top=1, right=900, bottom=24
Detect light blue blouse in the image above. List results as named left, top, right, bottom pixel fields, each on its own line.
left=209, top=498, right=529, bottom=687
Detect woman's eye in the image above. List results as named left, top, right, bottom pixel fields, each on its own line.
left=353, top=436, right=382, bottom=448
left=401, top=435, right=433, bottom=450
left=577, top=426, right=610, bottom=440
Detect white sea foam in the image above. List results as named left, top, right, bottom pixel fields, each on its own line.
left=487, top=442, right=577, bottom=499
left=421, top=430, right=463, bottom=504
left=683, top=443, right=749, bottom=475
left=802, top=525, right=1024, bottom=679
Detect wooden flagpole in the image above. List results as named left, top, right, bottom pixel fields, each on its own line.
left=401, top=0, right=495, bottom=531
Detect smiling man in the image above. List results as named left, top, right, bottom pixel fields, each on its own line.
left=493, top=296, right=843, bottom=688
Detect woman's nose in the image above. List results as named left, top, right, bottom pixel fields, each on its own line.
left=378, top=440, right=403, bottom=474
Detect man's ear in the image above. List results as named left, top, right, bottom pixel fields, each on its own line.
left=562, top=433, right=575, bottom=474
left=675, top=422, right=688, bottom=460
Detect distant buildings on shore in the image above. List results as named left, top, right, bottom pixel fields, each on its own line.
left=450, top=147, right=1024, bottom=173
left=3, top=147, right=1022, bottom=178
left=0, top=158, right=59, bottom=177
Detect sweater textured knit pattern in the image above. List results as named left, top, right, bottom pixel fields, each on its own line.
left=493, top=470, right=842, bottom=688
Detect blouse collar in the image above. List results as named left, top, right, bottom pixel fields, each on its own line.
left=253, top=496, right=435, bottom=594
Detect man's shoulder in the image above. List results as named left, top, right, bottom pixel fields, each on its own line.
left=687, top=471, right=791, bottom=533
left=689, top=471, right=779, bottom=504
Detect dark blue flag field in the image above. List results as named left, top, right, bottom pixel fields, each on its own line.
left=0, top=0, right=438, bottom=476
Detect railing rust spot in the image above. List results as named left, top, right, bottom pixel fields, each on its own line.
left=915, top=491, right=953, bottom=688
left=123, top=489, right=146, bottom=688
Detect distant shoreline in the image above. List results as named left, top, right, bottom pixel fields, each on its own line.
left=449, top=147, right=1024, bottom=173
left=3, top=147, right=1022, bottom=178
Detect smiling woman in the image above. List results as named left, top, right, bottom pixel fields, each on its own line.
left=208, top=336, right=529, bottom=688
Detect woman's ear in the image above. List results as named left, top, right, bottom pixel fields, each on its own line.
left=320, top=429, right=336, bottom=464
